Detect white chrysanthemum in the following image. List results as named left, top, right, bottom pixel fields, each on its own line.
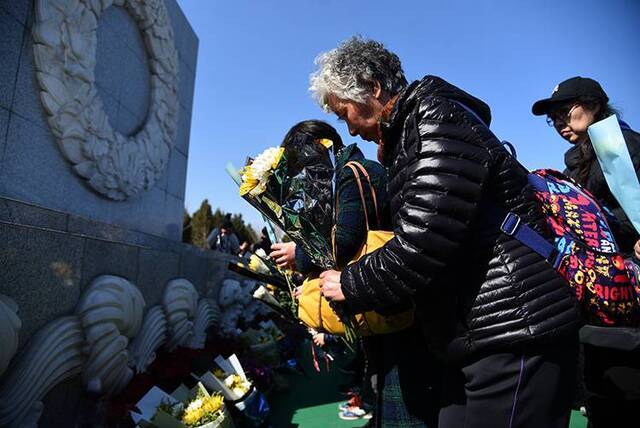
left=240, top=147, right=284, bottom=196
left=253, top=285, right=282, bottom=308
left=186, top=398, right=204, bottom=412
left=251, top=147, right=281, bottom=179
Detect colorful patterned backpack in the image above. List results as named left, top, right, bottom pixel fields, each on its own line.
left=500, top=168, right=640, bottom=326
left=449, top=99, right=640, bottom=326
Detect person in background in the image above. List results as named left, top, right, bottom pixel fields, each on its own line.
left=532, top=77, right=640, bottom=428
left=532, top=76, right=640, bottom=253
left=207, top=219, right=240, bottom=254
left=271, top=119, right=438, bottom=426
left=313, top=36, right=582, bottom=428
left=238, top=241, right=252, bottom=259
left=252, top=227, right=273, bottom=255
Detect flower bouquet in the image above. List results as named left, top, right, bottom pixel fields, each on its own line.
left=250, top=284, right=299, bottom=322
left=193, top=354, right=270, bottom=427
left=238, top=142, right=369, bottom=340
left=238, top=142, right=335, bottom=270
left=130, top=383, right=234, bottom=428
left=179, top=386, right=231, bottom=428
left=193, top=354, right=253, bottom=402
left=251, top=285, right=281, bottom=310
left=227, top=249, right=292, bottom=291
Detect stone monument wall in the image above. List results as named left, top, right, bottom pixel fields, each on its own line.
left=0, top=0, right=197, bottom=241
left=0, top=1, right=248, bottom=426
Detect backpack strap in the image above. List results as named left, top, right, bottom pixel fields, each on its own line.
left=451, top=99, right=561, bottom=267
left=499, top=212, right=560, bottom=268
left=450, top=99, right=517, bottom=158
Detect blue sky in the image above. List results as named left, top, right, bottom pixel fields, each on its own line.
left=177, top=0, right=640, bottom=229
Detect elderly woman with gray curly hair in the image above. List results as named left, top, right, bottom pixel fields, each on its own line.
left=313, top=37, right=582, bottom=428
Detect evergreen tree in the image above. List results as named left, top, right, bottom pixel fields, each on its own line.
left=189, top=200, right=263, bottom=249
left=212, top=208, right=226, bottom=229
left=191, top=199, right=214, bottom=248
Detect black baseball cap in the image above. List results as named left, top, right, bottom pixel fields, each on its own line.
left=532, top=76, right=608, bottom=116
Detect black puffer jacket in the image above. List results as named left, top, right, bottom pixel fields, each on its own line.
left=564, top=125, right=640, bottom=254
left=340, top=76, right=581, bottom=362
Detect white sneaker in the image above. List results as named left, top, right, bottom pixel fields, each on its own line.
left=339, top=406, right=373, bottom=420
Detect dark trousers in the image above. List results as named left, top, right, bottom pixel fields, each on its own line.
left=583, top=344, right=640, bottom=428
left=363, top=327, right=441, bottom=427
left=439, top=341, right=578, bottom=428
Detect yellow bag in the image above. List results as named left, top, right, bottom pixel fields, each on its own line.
left=297, top=161, right=414, bottom=336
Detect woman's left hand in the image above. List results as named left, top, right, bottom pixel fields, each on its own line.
left=319, top=270, right=345, bottom=302
left=312, top=333, right=326, bottom=347
left=269, top=242, right=296, bottom=269
left=634, top=239, right=640, bottom=260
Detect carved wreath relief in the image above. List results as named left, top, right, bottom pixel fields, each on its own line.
left=33, top=0, right=179, bottom=200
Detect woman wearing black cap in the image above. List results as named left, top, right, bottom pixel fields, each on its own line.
left=532, top=76, right=640, bottom=253
left=533, top=77, right=640, bottom=428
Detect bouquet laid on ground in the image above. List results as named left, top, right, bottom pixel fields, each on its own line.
left=238, top=140, right=335, bottom=270
left=130, top=383, right=233, bottom=428
left=193, top=354, right=270, bottom=427
left=193, top=354, right=253, bottom=402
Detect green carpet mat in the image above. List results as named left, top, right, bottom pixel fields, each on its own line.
left=268, top=341, right=368, bottom=427
left=268, top=340, right=588, bottom=427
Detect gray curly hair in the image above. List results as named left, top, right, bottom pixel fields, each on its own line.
left=309, top=37, right=408, bottom=112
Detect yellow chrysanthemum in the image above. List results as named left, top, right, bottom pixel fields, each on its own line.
left=202, top=393, right=224, bottom=414
left=181, top=393, right=225, bottom=426
left=182, top=407, right=204, bottom=425
left=239, top=165, right=259, bottom=196
left=271, top=147, right=284, bottom=168
left=249, top=254, right=270, bottom=274
left=239, top=147, right=284, bottom=197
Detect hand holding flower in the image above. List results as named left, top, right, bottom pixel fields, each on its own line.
left=270, top=242, right=297, bottom=269
left=293, top=286, right=303, bottom=300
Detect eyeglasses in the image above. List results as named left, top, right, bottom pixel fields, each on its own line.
left=546, top=104, right=579, bottom=127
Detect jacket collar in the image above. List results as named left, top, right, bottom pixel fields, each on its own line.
left=564, top=143, right=589, bottom=170
left=379, top=75, right=492, bottom=166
